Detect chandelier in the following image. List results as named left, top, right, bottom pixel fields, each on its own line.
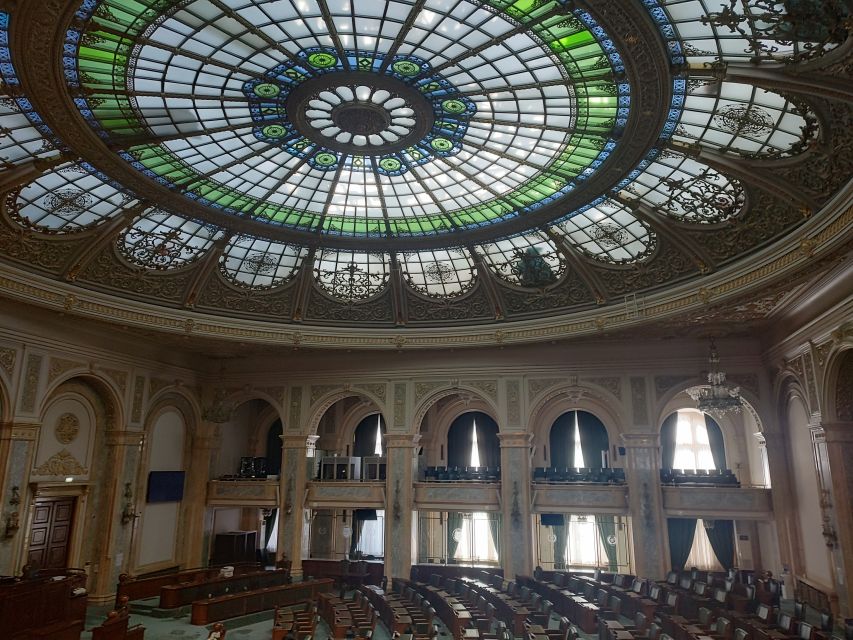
left=686, top=339, right=742, bottom=417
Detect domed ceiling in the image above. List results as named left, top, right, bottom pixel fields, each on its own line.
left=0, top=0, right=850, bottom=346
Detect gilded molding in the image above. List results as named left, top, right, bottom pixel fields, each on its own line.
left=100, top=367, right=128, bottom=395
left=630, top=377, right=649, bottom=426
left=414, top=381, right=446, bottom=405
left=0, top=346, right=16, bottom=379
left=393, top=383, right=406, bottom=429
left=47, top=357, right=85, bottom=383
left=354, top=383, right=387, bottom=404
left=19, top=354, right=42, bottom=414
left=33, top=449, right=88, bottom=476
left=288, top=386, right=302, bottom=431
left=465, top=379, right=497, bottom=402
left=506, top=380, right=521, bottom=425
left=130, top=375, right=145, bottom=423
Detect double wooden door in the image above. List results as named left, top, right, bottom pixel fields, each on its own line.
left=28, top=497, right=75, bottom=569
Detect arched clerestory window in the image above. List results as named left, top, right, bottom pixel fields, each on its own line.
left=353, top=413, right=385, bottom=458
left=548, top=410, right=610, bottom=469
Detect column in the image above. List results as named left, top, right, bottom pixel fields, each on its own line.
left=621, top=433, right=669, bottom=579
left=180, top=422, right=221, bottom=568
left=821, top=422, right=853, bottom=617
left=0, top=421, right=39, bottom=575
left=383, top=433, right=420, bottom=580
left=278, top=434, right=318, bottom=578
left=763, top=432, right=803, bottom=579
left=498, top=432, right=533, bottom=579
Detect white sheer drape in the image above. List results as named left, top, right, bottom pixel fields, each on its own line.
left=564, top=515, right=608, bottom=568
left=454, top=512, right=499, bottom=563
left=356, top=510, right=385, bottom=557
left=266, top=515, right=279, bottom=553
left=685, top=519, right=724, bottom=571
left=573, top=412, right=585, bottom=468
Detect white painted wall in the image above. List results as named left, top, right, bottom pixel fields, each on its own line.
left=785, top=396, right=832, bottom=587
left=137, top=410, right=186, bottom=569
left=213, top=403, right=254, bottom=478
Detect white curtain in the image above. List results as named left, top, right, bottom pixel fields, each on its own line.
left=564, top=515, right=608, bottom=568
left=356, top=510, right=385, bottom=557
left=673, top=409, right=715, bottom=470
left=266, top=516, right=279, bottom=553
left=454, top=512, right=499, bottom=563
left=685, top=519, right=724, bottom=571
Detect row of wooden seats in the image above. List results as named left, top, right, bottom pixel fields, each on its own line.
left=397, top=578, right=479, bottom=640
left=1, top=569, right=88, bottom=640
left=454, top=576, right=531, bottom=636
left=318, top=591, right=377, bottom=639
left=91, top=603, right=145, bottom=640
left=360, top=583, right=434, bottom=638
left=516, top=573, right=601, bottom=633
left=272, top=602, right=317, bottom=640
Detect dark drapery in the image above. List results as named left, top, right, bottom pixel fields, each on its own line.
left=661, top=413, right=678, bottom=469
left=447, top=512, right=462, bottom=560
left=353, top=414, right=385, bottom=458
left=668, top=517, right=698, bottom=570
left=447, top=412, right=499, bottom=469
left=578, top=412, right=609, bottom=469
left=549, top=413, right=575, bottom=469
left=704, top=415, right=726, bottom=470
left=265, top=420, right=283, bottom=476
left=705, top=520, right=735, bottom=569
left=595, top=515, right=618, bottom=571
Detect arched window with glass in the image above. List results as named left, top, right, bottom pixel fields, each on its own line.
left=662, top=408, right=736, bottom=573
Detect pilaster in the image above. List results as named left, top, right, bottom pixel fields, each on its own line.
left=763, top=432, right=803, bottom=579
left=181, top=423, right=220, bottom=568
left=821, top=422, right=853, bottom=617
left=384, top=433, right=420, bottom=580
left=278, top=434, right=318, bottom=578
left=498, top=432, right=533, bottom=579
left=621, top=432, right=668, bottom=579
left=0, top=421, right=39, bottom=574
left=89, top=428, right=144, bottom=602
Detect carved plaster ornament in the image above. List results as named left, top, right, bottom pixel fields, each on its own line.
left=34, top=449, right=87, bottom=476
left=54, top=412, right=80, bottom=444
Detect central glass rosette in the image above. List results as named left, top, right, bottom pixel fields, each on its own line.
left=69, top=0, right=628, bottom=238
left=243, top=48, right=476, bottom=176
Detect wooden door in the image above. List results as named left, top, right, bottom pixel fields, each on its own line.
left=28, top=497, right=75, bottom=569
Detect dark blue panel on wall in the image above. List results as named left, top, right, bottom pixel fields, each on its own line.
left=146, top=471, right=185, bottom=502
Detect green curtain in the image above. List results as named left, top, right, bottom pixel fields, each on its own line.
left=578, top=412, right=609, bottom=469
left=488, top=513, right=501, bottom=561
left=553, top=523, right=567, bottom=570
left=595, top=515, right=618, bottom=571
left=704, top=415, right=727, bottom=470
left=705, top=520, right=735, bottom=569
left=667, top=517, right=697, bottom=570
left=549, top=413, right=574, bottom=468
left=661, top=413, right=678, bottom=469
left=447, top=512, right=462, bottom=561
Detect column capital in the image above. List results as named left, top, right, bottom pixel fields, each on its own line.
left=497, top=431, right=533, bottom=447
left=821, top=422, right=853, bottom=443
left=1, top=421, right=40, bottom=441
left=621, top=432, right=660, bottom=448
left=104, top=430, right=144, bottom=447
left=280, top=434, right=319, bottom=449
left=384, top=433, right=421, bottom=448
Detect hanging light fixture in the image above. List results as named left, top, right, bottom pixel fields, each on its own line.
left=686, top=339, right=743, bottom=417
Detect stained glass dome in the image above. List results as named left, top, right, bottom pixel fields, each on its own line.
left=0, top=0, right=849, bottom=343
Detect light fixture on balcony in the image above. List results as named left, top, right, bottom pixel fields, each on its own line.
left=686, top=339, right=742, bottom=418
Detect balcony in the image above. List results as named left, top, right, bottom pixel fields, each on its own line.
left=306, top=481, right=386, bottom=509
left=414, top=481, right=501, bottom=511
left=662, top=485, right=773, bottom=518
left=532, top=484, right=629, bottom=513
left=207, top=479, right=279, bottom=507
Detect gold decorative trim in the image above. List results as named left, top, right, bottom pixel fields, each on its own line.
left=0, top=200, right=849, bottom=349
left=54, top=412, right=79, bottom=444
left=47, top=357, right=85, bottom=384
left=0, top=346, right=16, bottom=379
left=33, top=449, right=88, bottom=476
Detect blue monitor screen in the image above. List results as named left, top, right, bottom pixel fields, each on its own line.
left=146, top=471, right=185, bottom=503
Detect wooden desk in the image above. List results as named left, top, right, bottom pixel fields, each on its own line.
left=159, top=568, right=290, bottom=608
left=190, top=578, right=333, bottom=625
left=1, top=572, right=87, bottom=640
left=302, top=559, right=383, bottom=587
left=116, top=564, right=263, bottom=607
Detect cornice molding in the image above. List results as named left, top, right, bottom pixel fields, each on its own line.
left=0, top=189, right=848, bottom=350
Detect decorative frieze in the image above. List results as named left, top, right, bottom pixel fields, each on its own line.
left=47, top=357, right=85, bottom=383
left=630, top=377, right=649, bottom=425
left=130, top=375, right=145, bottom=423
left=393, top=383, right=406, bottom=428
left=288, top=386, right=302, bottom=431
left=19, top=354, right=42, bottom=414
left=54, top=413, right=79, bottom=444
left=466, top=379, right=498, bottom=402
left=0, top=346, right=16, bottom=379
left=355, top=382, right=387, bottom=404
left=33, top=449, right=87, bottom=476
left=654, top=375, right=693, bottom=400
left=506, top=380, right=521, bottom=425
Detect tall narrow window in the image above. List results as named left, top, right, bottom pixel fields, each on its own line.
left=673, top=409, right=715, bottom=470
left=374, top=414, right=383, bottom=456
left=573, top=411, right=585, bottom=468
left=471, top=418, right=481, bottom=467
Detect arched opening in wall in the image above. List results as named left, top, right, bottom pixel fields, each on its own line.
left=535, top=411, right=628, bottom=572
left=209, top=398, right=280, bottom=567
left=548, top=410, right=610, bottom=471
left=136, top=408, right=187, bottom=572
left=308, top=394, right=385, bottom=563
left=446, top=411, right=499, bottom=472
left=661, top=408, right=737, bottom=574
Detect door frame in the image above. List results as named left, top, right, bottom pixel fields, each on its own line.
left=23, top=482, right=91, bottom=571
